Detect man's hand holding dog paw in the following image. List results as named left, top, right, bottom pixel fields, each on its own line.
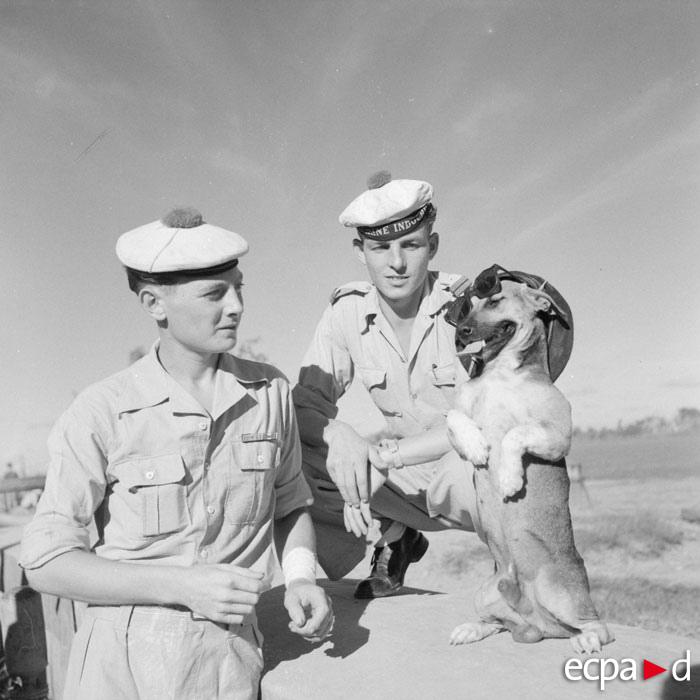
left=446, top=410, right=490, bottom=465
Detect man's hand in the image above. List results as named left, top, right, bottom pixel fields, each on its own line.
left=343, top=446, right=390, bottom=537
left=324, top=421, right=372, bottom=506
left=284, top=581, right=334, bottom=643
left=326, top=422, right=375, bottom=536
left=181, top=564, right=268, bottom=625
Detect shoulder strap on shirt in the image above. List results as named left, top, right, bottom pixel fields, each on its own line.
left=434, top=271, right=470, bottom=297
left=445, top=273, right=471, bottom=297
left=330, top=280, right=373, bottom=304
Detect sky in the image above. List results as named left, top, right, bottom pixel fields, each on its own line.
left=1, top=0, right=699, bottom=471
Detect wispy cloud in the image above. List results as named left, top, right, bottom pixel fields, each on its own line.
left=510, top=113, right=700, bottom=247
left=453, top=84, right=532, bottom=140
left=208, top=148, right=269, bottom=182
left=0, top=42, right=132, bottom=133
left=442, top=75, right=696, bottom=229
left=314, top=1, right=436, bottom=108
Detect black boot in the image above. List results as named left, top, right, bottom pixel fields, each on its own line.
left=354, top=527, right=429, bottom=599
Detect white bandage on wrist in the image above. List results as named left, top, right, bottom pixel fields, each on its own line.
left=282, top=546, right=317, bottom=587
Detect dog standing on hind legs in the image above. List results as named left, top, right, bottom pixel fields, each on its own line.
left=444, top=265, right=613, bottom=653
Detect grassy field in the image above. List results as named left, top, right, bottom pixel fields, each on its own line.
left=402, top=431, right=700, bottom=640
left=568, top=431, right=700, bottom=480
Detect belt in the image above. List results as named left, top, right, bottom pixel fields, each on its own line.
left=85, top=604, right=246, bottom=633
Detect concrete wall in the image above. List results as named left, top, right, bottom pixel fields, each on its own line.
left=259, top=579, right=700, bottom=700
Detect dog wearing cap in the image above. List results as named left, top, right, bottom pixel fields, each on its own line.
left=444, top=265, right=613, bottom=653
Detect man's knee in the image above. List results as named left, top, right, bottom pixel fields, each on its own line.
left=426, top=450, right=477, bottom=530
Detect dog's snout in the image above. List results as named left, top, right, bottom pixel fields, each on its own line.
left=458, top=326, right=473, bottom=340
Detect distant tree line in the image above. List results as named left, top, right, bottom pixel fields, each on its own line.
left=574, top=407, right=700, bottom=439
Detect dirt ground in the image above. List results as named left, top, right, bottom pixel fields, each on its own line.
left=570, top=475, right=700, bottom=588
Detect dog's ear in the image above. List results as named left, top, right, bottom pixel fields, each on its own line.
left=528, top=287, right=568, bottom=321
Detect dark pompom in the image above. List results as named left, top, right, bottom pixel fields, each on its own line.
left=367, top=170, right=392, bottom=190
left=161, top=207, right=204, bottom=228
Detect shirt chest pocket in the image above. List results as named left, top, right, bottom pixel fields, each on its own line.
left=355, top=366, right=402, bottom=417
left=431, top=362, right=456, bottom=387
left=111, top=454, right=190, bottom=538
left=225, top=435, right=280, bottom=526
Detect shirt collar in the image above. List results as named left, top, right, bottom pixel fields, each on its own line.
left=363, top=271, right=452, bottom=330
left=426, top=271, right=457, bottom=317
left=117, top=343, right=170, bottom=414
left=117, top=343, right=269, bottom=417
left=210, top=353, right=270, bottom=420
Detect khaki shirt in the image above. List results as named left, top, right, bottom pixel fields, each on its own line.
left=293, top=271, right=469, bottom=442
left=21, top=345, right=312, bottom=576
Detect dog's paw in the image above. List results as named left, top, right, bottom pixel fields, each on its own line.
left=465, top=435, right=490, bottom=466
left=498, top=468, right=524, bottom=499
left=467, top=433, right=491, bottom=464
left=446, top=411, right=490, bottom=465
left=449, top=621, right=501, bottom=645
left=571, top=623, right=615, bottom=654
left=498, top=439, right=525, bottom=498
left=571, top=625, right=615, bottom=654
left=571, top=630, right=601, bottom=654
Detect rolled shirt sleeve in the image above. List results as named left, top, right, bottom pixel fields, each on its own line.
left=273, top=379, right=313, bottom=519
left=292, top=303, right=355, bottom=444
left=20, top=393, right=110, bottom=570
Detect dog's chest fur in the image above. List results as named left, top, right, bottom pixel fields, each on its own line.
left=455, top=370, right=574, bottom=566
left=456, top=369, right=552, bottom=445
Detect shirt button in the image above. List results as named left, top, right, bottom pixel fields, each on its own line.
left=145, top=471, right=154, bottom=480
left=206, top=505, right=215, bottom=515
left=198, top=421, right=208, bottom=431
left=256, top=453, right=264, bottom=464
left=200, top=548, right=209, bottom=558
left=411, top=393, right=418, bottom=400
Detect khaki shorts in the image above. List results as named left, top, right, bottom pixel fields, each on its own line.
left=63, top=605, right=263, bottom=700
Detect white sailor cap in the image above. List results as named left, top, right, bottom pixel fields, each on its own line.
left=339, top=171, right=435, bottom=241
left=116, top=207, right=249, bottom=274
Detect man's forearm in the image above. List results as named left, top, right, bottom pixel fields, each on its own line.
left=294, top=406, right=329, bottom=448
left=274, top=507, right=316, bottom=561
left=295, top=407, right=347, bottom=450
left=25, top=550, right=185, bottom=607
left=274, top=508, right=318, bottom=586
left=394, top=425, right=452, bottom=467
